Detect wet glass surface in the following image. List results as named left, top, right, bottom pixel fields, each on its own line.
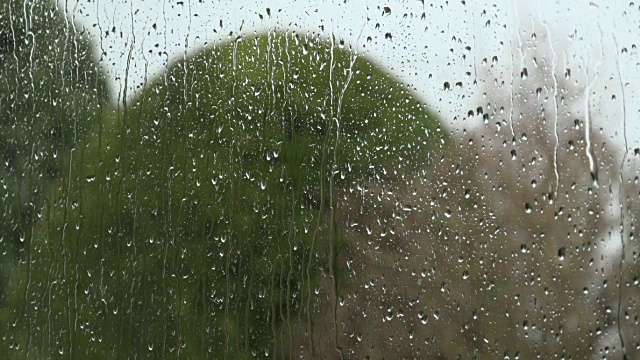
left=1, top=1, right=639, bottom=358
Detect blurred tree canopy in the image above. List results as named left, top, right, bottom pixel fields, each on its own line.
left=0, top=0, right=107, bottom=307
left=1, top=10, right=445, bottom=356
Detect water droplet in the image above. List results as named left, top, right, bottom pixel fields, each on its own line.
left=591, top=171, right=599, bottom=187
left=524, top=203, right=532, bottom=213
left=443, top=82, right=450, bottom=91
left=385, top=32, right=392, bottom=40
left=557, top=247, right=566, bottom=260
left=385, top=306, right=395, bottom=321
left=418, top=312, right=429, bottom=324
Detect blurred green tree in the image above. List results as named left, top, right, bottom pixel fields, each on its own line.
left=0, top=0, right=107, bottom=309
left=3, top=30, right=444, bottom=358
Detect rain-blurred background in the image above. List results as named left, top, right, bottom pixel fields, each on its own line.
left=1, top=0, right=639, bottom=358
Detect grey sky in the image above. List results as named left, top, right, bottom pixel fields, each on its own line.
left=61, top=0, right=639, bottom=149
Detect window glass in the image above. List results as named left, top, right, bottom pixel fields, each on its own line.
left=1, top=0, right=638, bottom=358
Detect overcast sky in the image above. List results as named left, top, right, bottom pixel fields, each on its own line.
left=61, top=0, right=639, bottom=149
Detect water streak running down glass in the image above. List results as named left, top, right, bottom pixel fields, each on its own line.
left=0, top=0, right=638, bottom=358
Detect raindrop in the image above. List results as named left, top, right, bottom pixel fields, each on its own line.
left=418, top=312, right=429, bottom=324
left=385, top=306, right=395, bottom=321
left=590, top=172, right=599, bottom=187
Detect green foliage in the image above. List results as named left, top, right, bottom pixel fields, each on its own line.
left=0, top=0, right=107, bottom=313
left=3, top=29, right=444, bottom=358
